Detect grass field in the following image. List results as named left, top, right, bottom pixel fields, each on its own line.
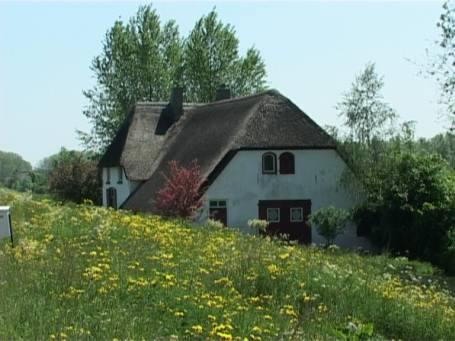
left=0, top=188, right=454, bottom=340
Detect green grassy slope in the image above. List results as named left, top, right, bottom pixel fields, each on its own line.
left=0, top=188, right=454, bottom=340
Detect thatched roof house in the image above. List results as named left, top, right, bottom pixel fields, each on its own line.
left=99, top=88, right=369, bottom=248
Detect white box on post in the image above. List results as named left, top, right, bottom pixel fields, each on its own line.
left=0, top=206, right=12, bottom=241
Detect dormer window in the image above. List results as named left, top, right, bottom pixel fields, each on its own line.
left=262, top=152, right=277, bottom=174
left=279, top=152, right=295, bottom=174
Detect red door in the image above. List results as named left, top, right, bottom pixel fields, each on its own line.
left=258, top=200, right=311, bottom=244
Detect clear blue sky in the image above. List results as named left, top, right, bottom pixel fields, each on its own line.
left=0, top=1, right=446, bottom=166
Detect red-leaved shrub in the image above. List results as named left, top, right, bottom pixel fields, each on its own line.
left=156, top=160, right=203, bottom=218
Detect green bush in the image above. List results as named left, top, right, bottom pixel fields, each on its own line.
left=0, top=150, right=33, bottom=191
left=204, top=218, right=224, bottom=229
left=247, top=218, right=268, bottom=232
left=309, top=206, right=350, bottom=246
left=47, top=148, right=101, bottom=204
left=353, top=152, right=455, bottom=274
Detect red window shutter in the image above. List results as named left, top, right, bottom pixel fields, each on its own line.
left=279, top=152, right=295, bottom=174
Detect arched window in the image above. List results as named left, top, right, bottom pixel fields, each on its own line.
left=262, top=152, right=277, bottom=174
left=279, top=152, right=295, bottom=174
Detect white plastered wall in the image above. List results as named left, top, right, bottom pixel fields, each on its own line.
left=101, top=167, right=141, bottom=208
left=200, top=149, right=371, bottom=249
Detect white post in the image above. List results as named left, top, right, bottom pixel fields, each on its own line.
left=0, top=206, right=13, bottom=247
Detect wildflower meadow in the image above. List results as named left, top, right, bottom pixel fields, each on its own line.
left=0, top=188, right=454, bottom=340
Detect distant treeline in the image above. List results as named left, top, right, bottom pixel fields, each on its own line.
left=415, top=132, right=455, bottom=168
left=1, top=131, right=454, bottom=199
left=0, top=148, right=101, bottom=204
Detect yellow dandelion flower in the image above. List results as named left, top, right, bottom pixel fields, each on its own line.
left=216, top=332, right=233, bottom=340
left=279, top=252, right=290, bottom=260
left=267, top=264, right=279, bottom=275
left=252, top=326, right=262, bottom=334
left=303, top=292, right=312, bottom=302
left=317, top=303, right=328, bottom=313
left=191, top=325, right=203, bottom=334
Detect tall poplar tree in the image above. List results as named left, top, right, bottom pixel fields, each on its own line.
left=183, top=10, right=266, bottom=102
left=81, top=6, right=267, bottom=152
left=80, top=6, right=183, bottom=151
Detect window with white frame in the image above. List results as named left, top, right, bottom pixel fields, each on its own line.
left=209, top=200, right=227, bottom=225
left=290, top=207, right=304, bottom=222
left=266, top=208, right=280, bottom=222
left=209, top=200, right=227, bottom=209
left=106, top=168, right=111, bottom=184
left=262, top=152, right=277, bottom=174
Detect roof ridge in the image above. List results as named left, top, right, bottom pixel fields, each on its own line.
left=193, top=89, right=279, bottom=109
left=137, top=90, right=274, bottom=181
left=134, top=90, right=278, bottom=109
left=135, top=101, right=168, bottom=106
left=135, top=101, right=203, bottom=107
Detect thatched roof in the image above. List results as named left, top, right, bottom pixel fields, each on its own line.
left=99, top=102, right=200, bottom=181
left=115, top=89, right=336, bottom=212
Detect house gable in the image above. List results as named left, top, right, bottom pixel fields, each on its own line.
left=122, top=90, right=337, bottom=212
left=200, top=149, right=369, bottom=249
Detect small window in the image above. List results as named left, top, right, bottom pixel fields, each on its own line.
left=262, top=152, right=277, bottom=174
left=106, top=187, right=117, bottom=209
left=290, top=207, right=303, bottom=222
left=117, top=167, right=123, bottom=184
left=266, top=208, right=280, bottom=222
left=106, top=168, right=111, bottom=184
left=279, top=152, right=295, bottom=174
left=209, top=199, right=227, bottom=226
left=209, top=200, right=227, bottom=208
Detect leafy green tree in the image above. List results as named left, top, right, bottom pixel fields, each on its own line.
left=0, top=151, right=33, bottom=191
left=335, top=63, right=455, bottom=273
left=80, top=5, right=183, bottom=151
left=337, top=62, right=396, bottom=147
left=183, top=10, right=266, bottom=102
left=430, top=1, right=455, bottom=123
left=336, top=63, right=398, bottom=201
left=30, top=153, right=64, bottom=194
left=416, top=132, right=455, bottom=168
left=309, top=206, right=350, bottom=247
left=47, top=148, right=101, bottom=204
left=81, top=5, right=267, bottom=152
left=353, top=151, right=455, bottom=273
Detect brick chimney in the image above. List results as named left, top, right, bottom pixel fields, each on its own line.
left=170, top=87, right=183, bottom=122
left=216, top=85, right=231, bottom=101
